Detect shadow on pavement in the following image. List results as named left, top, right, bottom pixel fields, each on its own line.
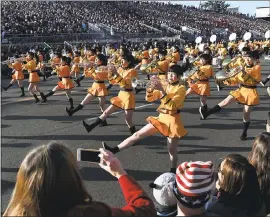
left=80, top=166, right=162, bottom=182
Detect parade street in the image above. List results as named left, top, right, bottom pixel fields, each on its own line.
left=1, top=59, right=269, bottom=211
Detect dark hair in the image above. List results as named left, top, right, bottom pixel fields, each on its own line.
left=173, top=46, right=179, bottom=52
left=28, top=52, right=34, bottom=59
left=218, top=154, right=263, bottom=215
left=62, top=56, right=71, bottom=66
left=90, top=49, right=96, bottom=54
left=200, top=54, right=212, bottom=65
left=168, top=65, right=184, bottom=77
left=248, top=133, right=270, bottom=212
left=204, top=47, right=211, bottom=54
left=242, top=47, right=250, bottom=52
left=120, top=47, right=129, bottom=56
left=159, top=49, right=167, bottom=56
left=96, top=54, right=107, bottom=66
left=243, top=51, right=254, bottom=58
left=56, top=53, right=62, bottom=58
left=122, top=54, right=135, bottom=68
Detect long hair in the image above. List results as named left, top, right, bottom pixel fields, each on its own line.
left=218, top=154, right=262, bottom=215
left=3, top=141, right=92, bottom=217
left=248, top=133, right=270, bottom=199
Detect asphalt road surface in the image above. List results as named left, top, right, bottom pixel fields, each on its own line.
left=1, top=58, right=270, bottom=212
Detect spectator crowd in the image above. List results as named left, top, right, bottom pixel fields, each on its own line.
left=1, top=1, right=269, bottom=37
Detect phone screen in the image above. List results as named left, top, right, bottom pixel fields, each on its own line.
left=78, top=149, right=100, bottom=163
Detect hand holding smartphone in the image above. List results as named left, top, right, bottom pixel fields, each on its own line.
left=77, top=148, right=101, bottom=164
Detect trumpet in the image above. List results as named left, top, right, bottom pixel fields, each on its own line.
left=132, top=77, right=169, bottom=90
left=140, top=59, right=160, bottom=74
left=78, top=61, right=95, bottom=68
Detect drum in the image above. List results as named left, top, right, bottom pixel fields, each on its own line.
left=212, top=57, right=218, bottom=66
left=199, top=43, right=206, bottom=52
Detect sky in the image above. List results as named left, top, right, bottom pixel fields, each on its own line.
left=168, top=1, right=270, bottom=15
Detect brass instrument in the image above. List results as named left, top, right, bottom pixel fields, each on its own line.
left=140, top=59, right=160, bottom=74
left=42, top=62, right=53, bottom=68
left=1, top=56, right=25, bottom=65
left=132, top=77, right=169, bottom=90
left=222, top=55, right=245, bottom=69
left=215, top=58, right=245, bottom=91
left=182, top=66, right=200, bottom=83
left=78, top=61, right=95, bottom=68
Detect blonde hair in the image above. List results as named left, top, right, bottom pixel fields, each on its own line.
left=3, top=141, right=91, bottom=216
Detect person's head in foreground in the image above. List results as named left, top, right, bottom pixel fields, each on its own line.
left=4, top=142, right=156, bottom=217
left=211, top=153, right=265, bottom=217
left=3, top=141, right=91, bottom=216
left=248, top=132, right=270, bottom=215
left=152, top=161, right=216, bottom=216
left=150, top=172, right=177, bottom=217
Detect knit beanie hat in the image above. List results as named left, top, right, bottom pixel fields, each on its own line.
left=150, top=172, right=177, bottom=217
left=173, top=161, right=215, bottom=209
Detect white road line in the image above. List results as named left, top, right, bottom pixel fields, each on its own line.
left=1, top=90, right=81, bottom=106
left=86, top=103, right=153, bottom=121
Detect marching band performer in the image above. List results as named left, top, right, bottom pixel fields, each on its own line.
left=152, top=50, right=170, bottom=80
left=102, top=65, right=187, bottom=173
left=200, top=51, right=261, bottom=140
left=217, top=43, right=227, bottom=69
left=82, top=54, right=137, bottom=135
left=71, top=51, right=81, bottom=86
left=185, top=54, right=214, bottom=114
left=23, top=52, right=46, bottom=103
left=167, top=45, right=180, bottom=66
left=42, top=56, right=75, bottom=109
left=87, top=49, right=96, bottom=62
left=2, top=55, right=25, bottom=97
left=66, top=54, right=109, bottom=127
left=51, top=53, right=61, bottom=79
left=135, top=50, right=170, bottom=94
left=75, top=49, right=96, bottom=86
left=37, top=50, right=46, bottom=81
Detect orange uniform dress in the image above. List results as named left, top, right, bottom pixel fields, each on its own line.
left=57, top=65, right=75, bottom=90
left=189, top=65, right=214, bottom=96
left=109, top=67, right=137, bottom=110
left=218, top=48, right=227, bottom=59
left=146, top=82, right=187, bottom=138
left=71, top=56, right=80, bottom=75
left=151, top=59, right=170, bottom=80
left=225, top=65, right=261, bottom=106
left=52, top=57, right=61, bottom=75
left=9, top=61, right=24, bottom=80
left=86, top=66, right=109, bottom=97
left=24, top=60, right=40, bottom=83
left=167, top=52, right=180, bottom=66
left=141, top=50, right=150, bottom=66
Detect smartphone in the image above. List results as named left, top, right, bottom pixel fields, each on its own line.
left=77, top=148, right=101, bottom=163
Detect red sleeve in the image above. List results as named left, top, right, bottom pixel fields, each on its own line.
left=111, top=175, right=156, bottom=217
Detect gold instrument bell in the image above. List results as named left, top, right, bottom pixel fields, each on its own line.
left=132, top=77, right=169, bottom=90
left=215, top=64, right=244, bottom=91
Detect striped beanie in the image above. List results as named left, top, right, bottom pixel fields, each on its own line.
left=173, top=161, right=215, bottom=208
